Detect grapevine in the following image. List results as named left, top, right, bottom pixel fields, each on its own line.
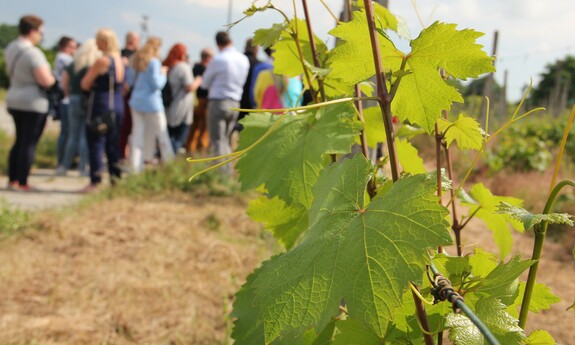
left=190, top=1, right=575, bottom=343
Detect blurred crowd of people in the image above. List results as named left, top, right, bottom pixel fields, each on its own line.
left=3, top=14, right=304, bottom=193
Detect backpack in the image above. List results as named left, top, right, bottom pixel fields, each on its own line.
left=162, top=80, right=173, bottom=108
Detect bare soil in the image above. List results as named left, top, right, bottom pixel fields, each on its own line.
left=0, top=193, right=277, bottom=344
left=0, top=158, right=573, bottom=343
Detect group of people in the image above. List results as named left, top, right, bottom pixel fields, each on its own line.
left=4, top=14, right=304, bottom=193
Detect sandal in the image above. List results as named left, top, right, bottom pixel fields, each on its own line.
left=7, top=181, right=18, bottom=191
left=17, top=185, right=41, bottom=193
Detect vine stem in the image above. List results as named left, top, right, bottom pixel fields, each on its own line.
left=362, top=1, right=430, bottom=343
left=344, top=0, right=374, bottom=197
left=362, top=0, right=399, bottom=182
left=301, top=0, right=326, bottom=101
left=444, top=144, right=463, bottom=256
left=289, top=0, right=316, bottom=103
left=519, top=179, right=575, bottom=328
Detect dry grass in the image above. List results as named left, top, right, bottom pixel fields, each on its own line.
left=0, top=193, right=276, bottom=345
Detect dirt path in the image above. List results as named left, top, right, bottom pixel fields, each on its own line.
left=1, top=101, right=95, bottom=211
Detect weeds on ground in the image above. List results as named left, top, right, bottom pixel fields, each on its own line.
left=103, top=159, right=242, bottom=199
left=0, top=199, right=30, bottom=238
left=34, top=132, right=58, bottom=169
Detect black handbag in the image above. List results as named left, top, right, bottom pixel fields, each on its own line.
left=87, top=68, right=116, bottom=135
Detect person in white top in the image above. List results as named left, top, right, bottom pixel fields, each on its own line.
left=200, top=31, right=249, bottom=174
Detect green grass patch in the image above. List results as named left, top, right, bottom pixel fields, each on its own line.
left=0, top=199, right=31, bottom=238
left=102, top=158, right=243, bottom=199
left=34, top=131, right=58, bottom=169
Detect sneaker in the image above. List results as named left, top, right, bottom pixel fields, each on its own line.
left=79, top=183, right=100, bottom=194
left=17, top=185, right=41, bottom=193
left=7, top=181, right=18, bottom=191
left=55, top=166, right=67, bottom=176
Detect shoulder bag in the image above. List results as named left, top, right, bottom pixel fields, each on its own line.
left=87, top=68, right=116, bottom=135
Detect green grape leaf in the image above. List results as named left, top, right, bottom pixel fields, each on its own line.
left=446, top=297, right=525, bottom=345
left=303, top=59, right=332, bottom=78
left=328, top=12, right=403, bottom=86
left=247, top=196, right=308, bottom=250
left=231, top=263, right=335, bottom=345
left=230, top=262, right=267, bottom=345
left=232, top=155, right=452, bottom=342
left=236, top=103, right=361, bottom=207
left=459, top=183, right=524, bottom=259
left=525, top=330, right=556, bottom=345
left=468, top=248, right=498, bottom=277
left=253, top=22, right=290, bottom=48
left=332, top=319, right=383, bottom=345
left=396, top=138, right=426, bottom=174
left=437, top=114, right=484, bottom=150
left=273, top=19, right=328, bottom=78
left=243, top=2, right=273, bottom=17
left=507, top=281, right=560, bottom=318
left=354, top=2, right=399, bottom=32
left=393, top=22, right=494, bottom=133
left=433, top=254, right=472, bottom=287
left=496, top=202, right=574, bottom=231
left=392, top=58, right=463, bottom=133
left=409, top=22, right=495, bottom=80
left=362, top=106, right=386, bottom=148
left=476, top=256, right=535, bottom=305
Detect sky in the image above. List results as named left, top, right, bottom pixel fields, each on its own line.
left=1, top=0, right=574, bottom=102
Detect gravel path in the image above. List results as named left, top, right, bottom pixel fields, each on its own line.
left=1, top=101, right=91, bottom=211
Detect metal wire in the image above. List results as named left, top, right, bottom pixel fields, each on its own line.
left=429, top=263, right=502, bottom=345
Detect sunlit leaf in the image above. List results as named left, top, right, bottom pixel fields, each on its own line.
left=525, top=330, right=556, bottom=345
left=396, top=138, right=426, bottom=174
left=232, top=155, right=452, bottom=342
left=437, top=114, right=484, bottom=150
left=247, top=196, right=308, bottom=250
left=459, top=184, right=523, bottom=259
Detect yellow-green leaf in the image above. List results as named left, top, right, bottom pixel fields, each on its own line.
left=459, top=184, right=523, bottom=259
left=437, top=114, right=484, bottom=150
left=525, top=330, right=556, bottom=345
left=396, top=138, right=426, bottom=174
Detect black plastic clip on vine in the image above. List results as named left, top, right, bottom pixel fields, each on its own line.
left=429, top=263, right=502, bottom=345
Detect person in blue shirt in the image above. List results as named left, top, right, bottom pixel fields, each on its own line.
left=201, top=31, right=249, bottom=175
left=127, top=36, right=174, bottom=174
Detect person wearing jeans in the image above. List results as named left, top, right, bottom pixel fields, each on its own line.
left=80, top=28, right=125, bottom=193
left=57, top=38, right=101, bottom=176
